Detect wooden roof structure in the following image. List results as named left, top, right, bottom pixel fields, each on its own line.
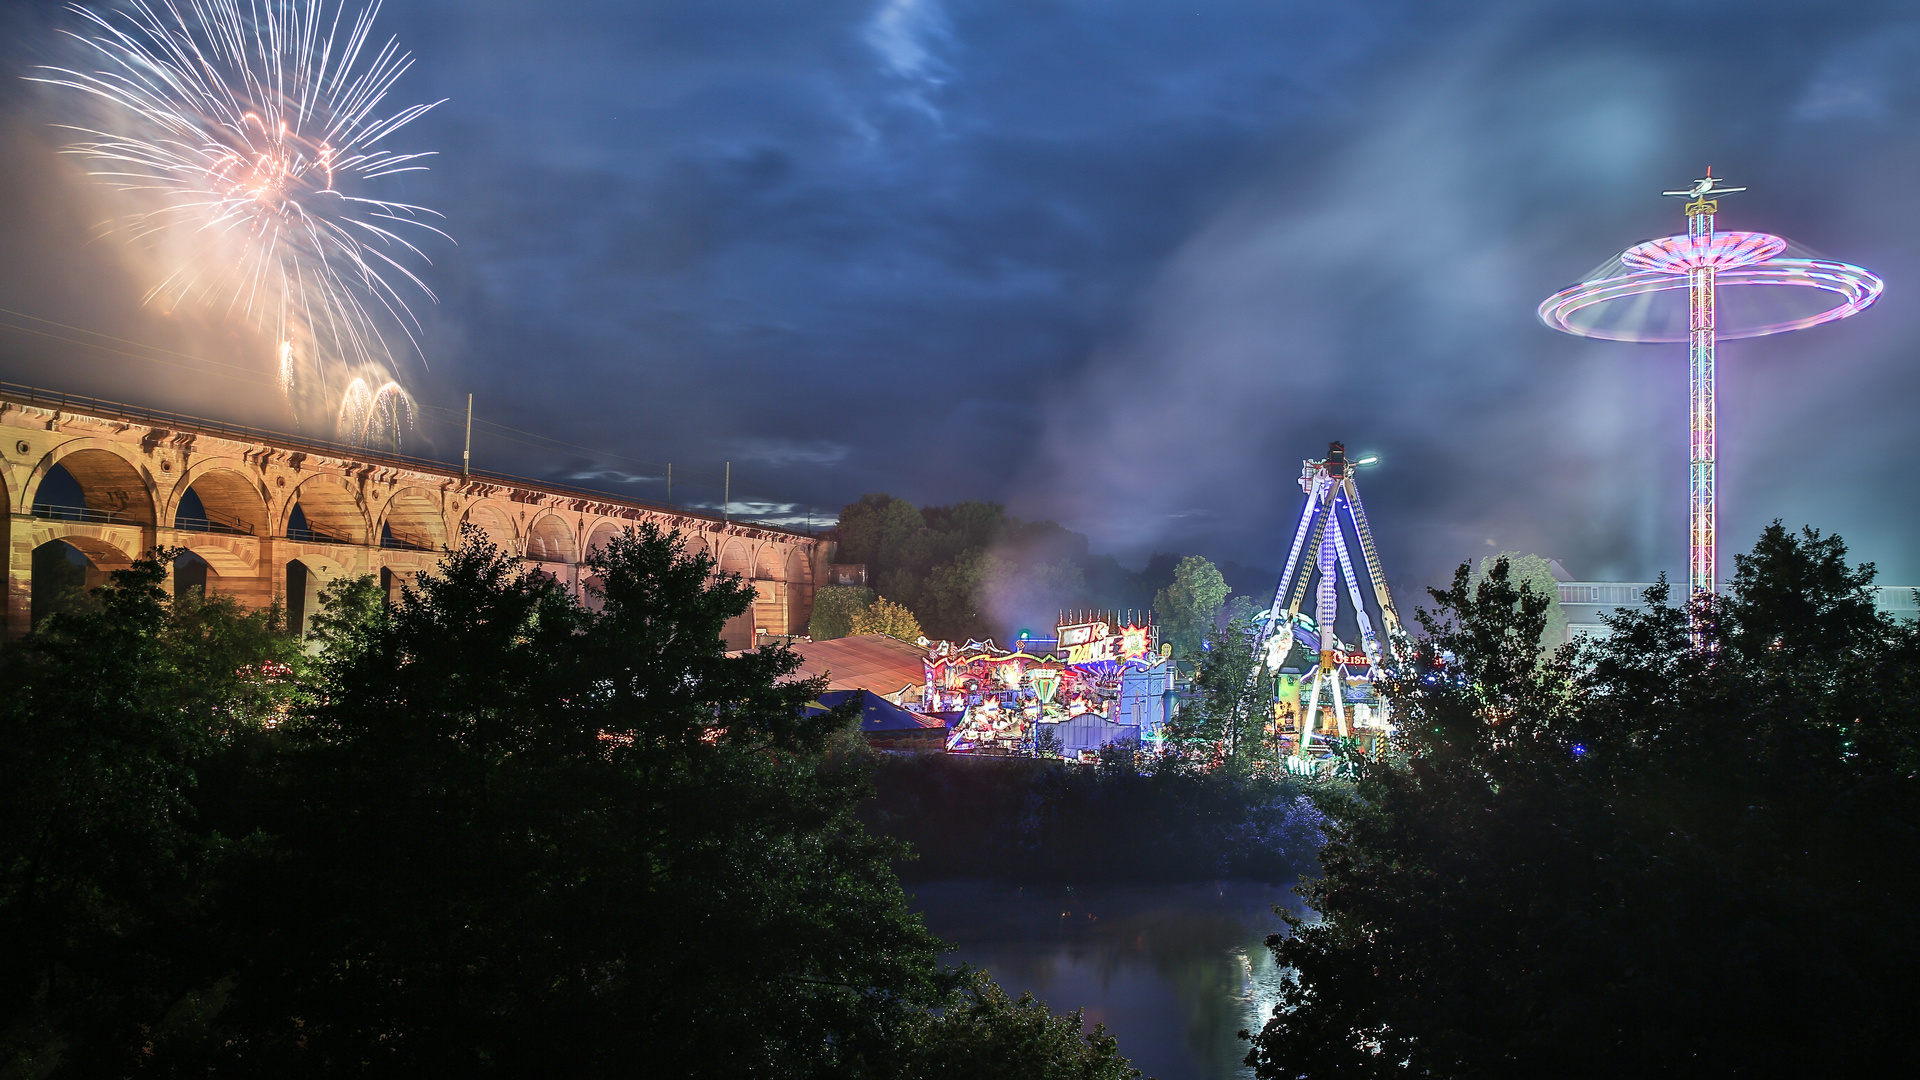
left=788, top=634, right=926, bottom=704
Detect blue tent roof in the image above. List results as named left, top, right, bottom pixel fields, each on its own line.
left=802, top=689, right=943, bottom=733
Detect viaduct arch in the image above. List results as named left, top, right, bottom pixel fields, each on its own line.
left=2, top=389, right=830, bottom=648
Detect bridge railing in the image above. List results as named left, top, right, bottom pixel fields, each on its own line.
left=171, top=507, right=255, bottom=536
left=0, top=381, right=816, bottom=536
left=285, top=526, right=354, bottom=546
left=30, top=502, right=140, bottom=526
left=379, top=534, right=436, bottom=552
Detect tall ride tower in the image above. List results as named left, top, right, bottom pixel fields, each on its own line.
left=1672, top=172, right=1745, bottom=597
left=1540, top=171, right=1882, bottom=616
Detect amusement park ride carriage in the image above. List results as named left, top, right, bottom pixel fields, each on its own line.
left=1249, top=442, right=1403, bottom=759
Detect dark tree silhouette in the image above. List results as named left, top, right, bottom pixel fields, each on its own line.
left=1247, top=526, right=1920, bottom=1078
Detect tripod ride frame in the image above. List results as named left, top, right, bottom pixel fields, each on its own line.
left=1250, top=442, right=1402, bottom=758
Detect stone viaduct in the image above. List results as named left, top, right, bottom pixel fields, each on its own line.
left=0, top=387, right=829, bottom=646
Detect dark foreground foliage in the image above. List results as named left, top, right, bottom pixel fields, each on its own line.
left=1247, top=524, right=1920, bottom=1078
left=865, top=749, right=1321, bottom=884
left=0, top=527, right=1140, bottom=1080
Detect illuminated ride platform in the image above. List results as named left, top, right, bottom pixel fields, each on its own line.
left=1540, top=170, right=1882, bottom=625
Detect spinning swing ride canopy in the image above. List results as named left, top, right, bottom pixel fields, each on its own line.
left=1538, top=232, right=1882, bottom=342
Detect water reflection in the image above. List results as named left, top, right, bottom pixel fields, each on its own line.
left=911, top=880, right=1301, bottom=1080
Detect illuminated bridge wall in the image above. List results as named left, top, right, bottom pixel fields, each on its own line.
left=0, top=390, right=829, bottom=646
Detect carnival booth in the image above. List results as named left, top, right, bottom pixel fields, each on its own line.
left=926, top=616, right=1174, bottom=758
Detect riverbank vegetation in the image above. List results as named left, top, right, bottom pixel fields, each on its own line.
left=0, top=527, right=1139, bottom=1079
left=864, top=750, right=1322, bottom=884
left=1250, top=525, right=1920, bottom=1077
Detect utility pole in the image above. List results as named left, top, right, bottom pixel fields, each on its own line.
left=724, top=462, right=731, bottom=522
left=461, top=393, right=472, bottom=478
left=666, top=463, right=672, bottom=507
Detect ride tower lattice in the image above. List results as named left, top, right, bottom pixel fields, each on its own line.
left=1249, top=442, right=1402, bottom=756
left=1540, top=169, right=1883, bottom=626
left=1682, top=190, right=1721, bottom=599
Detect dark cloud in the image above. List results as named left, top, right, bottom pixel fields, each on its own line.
left=1014, top=3, right=1920, bottom=589
left=2, top=0, right=1918, bottom=589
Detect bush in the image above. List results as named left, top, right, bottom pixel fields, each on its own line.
left=850, top=594, right=924, bottom=640
left=807, top=584, right=875, bottom=639
left=875, top=969, right=1140, bottom=1080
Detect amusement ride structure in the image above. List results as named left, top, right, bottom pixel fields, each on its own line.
left=1540, top=170, right=1882, bottom=610
left=1250, top=442, right=1402, bottom=754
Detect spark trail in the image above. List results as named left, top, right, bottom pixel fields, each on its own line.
left=32, top=0, right=449, bottom=428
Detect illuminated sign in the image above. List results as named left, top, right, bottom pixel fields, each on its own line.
left=1058, top=621, right=1109, bottom=648
left=1028, top=668, right=1061, bottom=704
left=1057, top=621, right=1153, bottom=665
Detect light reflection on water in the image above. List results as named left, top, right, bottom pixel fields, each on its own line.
left=910, top=880, right=1300, bottom=1080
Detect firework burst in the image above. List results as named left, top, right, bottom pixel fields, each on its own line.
left=33, top=0, right=448, bottom=426
left=336, top=375, right=372, bottom=437
left=335, top=374, right=412, bottom=448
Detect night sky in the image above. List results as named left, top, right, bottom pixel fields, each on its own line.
left=4, top=0, right=1920, bottom=596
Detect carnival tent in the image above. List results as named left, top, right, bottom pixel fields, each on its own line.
left=801, top=689, right=946, bottom=751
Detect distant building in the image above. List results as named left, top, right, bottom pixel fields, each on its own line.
left=1552, top=564, right=1918, bottom=642
left=1874, top=587, right=1920, bottom=621
left=1555, top=580, right=1665, bottom=642
left=826, top=563, right=869, bottom=587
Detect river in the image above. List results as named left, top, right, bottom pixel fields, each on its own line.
left=910, top=879, right=1302, bottom=1080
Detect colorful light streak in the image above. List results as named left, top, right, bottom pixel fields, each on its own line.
left=335, top=375, right=412, bottom=448
left=1538, top=256, right=1883, bottom=343
left=1619, top=230, right=1785, bottom=274
left=925, top=630, right=1163, bottom=754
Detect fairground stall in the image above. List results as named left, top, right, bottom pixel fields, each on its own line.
left=925, top=616, right=1175, bottom=759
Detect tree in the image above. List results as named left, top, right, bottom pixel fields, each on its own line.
left=184, top=524, right=953, bottom=1076
left=1472, top=550, right=1569, bottom=648
left=1245, top=527, right=1920, bottom=1078
left=1165, top=609, right=1264, bottom=761
left=850, top=595, right=924, bottom=640
left=0, top=528, right=1145, bottom=1078
left=924, top=548, right=1011, bottom=641
left=0, top=551, right=301, bottom=1073
left=874, top=969, right=1140, bottom=1080
left=920, top=500, right=1005, bottom=554
left=836, top=494, right=928, bottom=580
left=830, top=494, right=1143, bottom=643
left=1154, top=555, right=1230, bottom=658
left=1222, top=594, right=1262, bottom=627
left=304, top=572, right=387, bottom=660
left=807, top=584, right=876, bottom=640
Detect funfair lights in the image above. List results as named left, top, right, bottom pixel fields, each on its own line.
left=1539, top=170, right=1881, bottom=618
